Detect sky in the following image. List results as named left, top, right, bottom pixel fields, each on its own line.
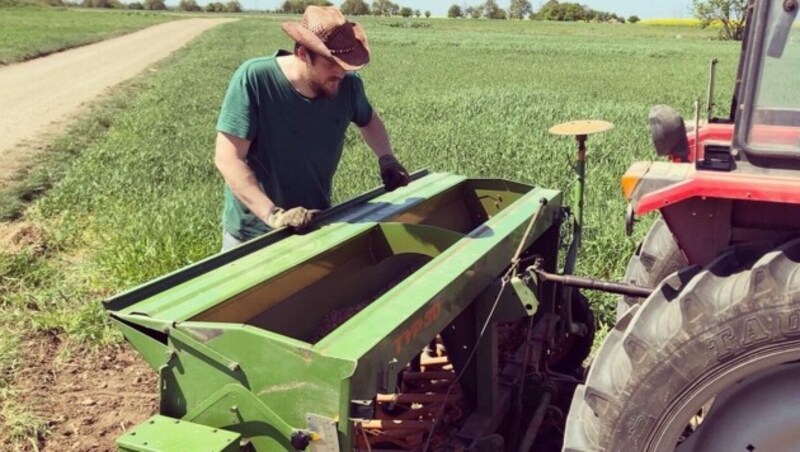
left=244, top=1, right=695, bottom=19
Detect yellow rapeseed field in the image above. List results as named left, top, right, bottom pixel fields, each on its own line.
left=641, top=18, right=713, bottom=27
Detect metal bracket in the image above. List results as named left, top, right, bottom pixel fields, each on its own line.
left=510, top=276, right=539, bottom=315
left=169, top=327, right=241, bottom=374
left=379, top=358, right=400, bottom=392
left=183, top=383, right=297, bottom=444
left=306, top=414, right=340, bottom=452
left=349, top=399, right=374, bottom=419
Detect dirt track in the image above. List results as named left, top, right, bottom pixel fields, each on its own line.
left=0, top=17, right=236, bottom=187
left=0, top=18, right=235, bottom=450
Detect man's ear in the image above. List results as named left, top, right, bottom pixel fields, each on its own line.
left=296, top=45, right=312, bottom=65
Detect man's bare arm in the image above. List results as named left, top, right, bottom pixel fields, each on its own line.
left=358, top=112, right=393, bottom=157
left=214, top=131, right=275, bottom=222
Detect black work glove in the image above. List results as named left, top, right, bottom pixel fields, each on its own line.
left=378, top=154, right=410, bottom=192
left=265, top=206, right=319, bottom=230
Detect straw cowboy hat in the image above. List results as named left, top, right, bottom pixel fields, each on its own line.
left=281, top=6, right=371, bottom=71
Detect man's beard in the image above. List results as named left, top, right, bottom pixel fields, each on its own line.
left=310, top=77, right=341, bottom=99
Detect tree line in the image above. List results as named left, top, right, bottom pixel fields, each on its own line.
left=276, top=0, right=631, bottom=22
left=448, top=0, right=634, bottom=22
left=278, top=0, right=429, bottom=18
left=54, top=0, right=242, bottom=12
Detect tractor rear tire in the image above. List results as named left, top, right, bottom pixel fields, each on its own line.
left=617, top=218, right=687, bottom=321
left=564, top=238, right=800, bottom=451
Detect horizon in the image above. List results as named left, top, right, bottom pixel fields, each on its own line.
left=224, top=1, right=693, bottom=19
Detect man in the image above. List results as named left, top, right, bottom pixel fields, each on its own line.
left=214, top=6, right=410, bottom=250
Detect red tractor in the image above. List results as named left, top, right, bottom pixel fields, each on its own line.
left=564, top=0, right=800, bottom=450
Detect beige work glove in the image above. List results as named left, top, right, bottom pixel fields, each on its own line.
left=265, top=206, right=318, bottom=230
left=379, top=154, right=410, bottom=192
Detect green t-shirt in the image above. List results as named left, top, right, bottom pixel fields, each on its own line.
left=216, top=50, right=374, bottom=241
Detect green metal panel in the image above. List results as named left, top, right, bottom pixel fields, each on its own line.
left=153, top=322, right=354, bottom=449
left=110, top=172, right=465, bottom=322
left=318, top=186, right=562, bottom=399
left=182, top=384, right=295, bottom=450
left=106, top=173, right=564, bottom=450
left=112, top=319, right=168, bottom=372
left=103, top=169, right=433, bottom=313
left=378, top=222, right=465, bottom=257
left=117, top=415, right=240, bottom=452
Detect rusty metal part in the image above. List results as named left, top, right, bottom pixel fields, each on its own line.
left=376, top=393, right=461, bottom=404
left=355, top=341, right=467, bottom=451
left=402, top=371, right=455, bottom=381
left=530, top=268, right=653, bottom=298
left=706, top=58, right=719, bottom=122
left=358, top=420, right=435, bottom=431
left=420, top=355, right=450, bottom=367
left=516, top=389, right=554, bottom=452
left=354, top=313, right=545, bottom=450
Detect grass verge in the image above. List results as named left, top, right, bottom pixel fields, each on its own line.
left=0, top=78, right=147, bottom=222
left=0, top=4, right=173, bottom=65
left=0, top=38, right=174, bottom=449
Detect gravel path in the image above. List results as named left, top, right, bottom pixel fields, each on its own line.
left=0, top=18, right=236, bottom=186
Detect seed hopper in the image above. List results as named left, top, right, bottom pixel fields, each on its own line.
left=105, top=171, right=584, bottom=451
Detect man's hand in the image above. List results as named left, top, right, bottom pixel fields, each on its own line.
left=379, top=155, right=410, bottom=192
left=265, top=207, right=319, bottom=230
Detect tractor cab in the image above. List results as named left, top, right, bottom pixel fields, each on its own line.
left=736, top=0, right=800, bottom=163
